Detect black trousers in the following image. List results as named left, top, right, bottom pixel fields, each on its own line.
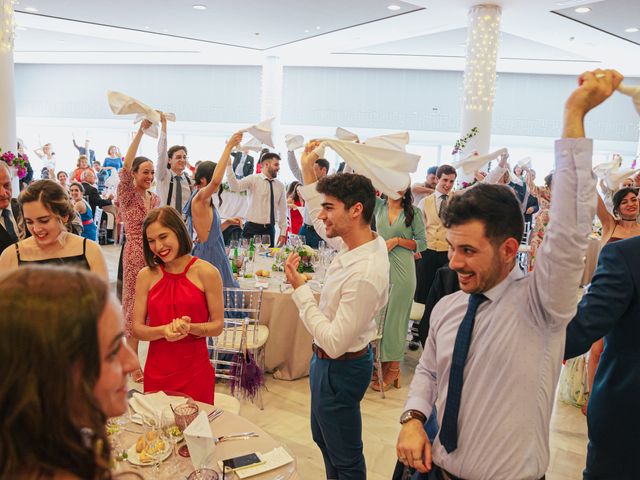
left=414, top=250, right=449, bottom=303
left=241, top=221, right=275, bottom=247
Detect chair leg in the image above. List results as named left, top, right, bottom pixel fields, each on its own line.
left=375, top=341, right=385, bottom=399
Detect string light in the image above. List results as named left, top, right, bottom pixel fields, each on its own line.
left=462, top=5, right=501, bottom=112
left=0, top=0, right=15, bottom=53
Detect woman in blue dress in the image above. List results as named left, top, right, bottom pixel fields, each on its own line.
left=69, top=182, right=98, bottom=242
left=184, top=131, right=244, bottom=288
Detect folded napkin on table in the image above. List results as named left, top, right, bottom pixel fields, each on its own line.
left=129, top=391, right=187, bottom=426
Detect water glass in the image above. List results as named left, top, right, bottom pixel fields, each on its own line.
left=173, top=403, right=199, bottom=432
left=187, top=469, right=219, bottom=480
left=261, top=234, right=271, bottom=248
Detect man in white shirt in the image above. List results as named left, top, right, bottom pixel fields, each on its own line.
left=226, top=152, right=287, bottom=247
left=289, top=150, right=330, bottom=248
left=157, top=112, right=193, bottom=214
left=412, top=166, right=438, bottom=206
left=285, top=141, right=390, bottom=480
left=396, top=69, right=622, bottom=480
left=0, top=162, right=26, bottom=255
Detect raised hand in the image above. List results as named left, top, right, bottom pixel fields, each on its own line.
left=567, top=69, right=624, bottom=116
left=140, top=119, right=153, bottom=132
left=285, top=252, right=306, bottom=289
left=227, top=131, right=244, bottom=149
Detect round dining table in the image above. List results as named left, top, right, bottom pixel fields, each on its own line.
left=113, top=400, right=298, bottom=479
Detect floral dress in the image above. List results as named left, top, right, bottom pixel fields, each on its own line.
left=529, top=185, right=551, bottom=267
left=117, top=168, right=160, bottom=336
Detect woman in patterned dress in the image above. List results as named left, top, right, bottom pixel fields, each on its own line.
left=118, top=119, right=160, bottom=382
left=528, top=170, right=552, bottom=267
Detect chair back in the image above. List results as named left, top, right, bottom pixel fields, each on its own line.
left=373, top=284, right=393, bottom=339
left=94, top=206, right=103, bottom=227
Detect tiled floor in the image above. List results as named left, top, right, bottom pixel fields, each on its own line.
left=105, top=244, right=588, bottom=479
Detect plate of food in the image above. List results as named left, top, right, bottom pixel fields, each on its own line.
left=127, top=430, right=173, bottom=466
left=165, top=425, right=184, bottom=443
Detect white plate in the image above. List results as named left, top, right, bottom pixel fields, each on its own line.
left=126, top=440, right=173, bottom=466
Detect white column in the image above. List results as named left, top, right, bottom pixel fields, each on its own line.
left=458, top=4, right=502, bottom=176
left=0, top=0, right=17, bottom=194
left=260, top=55, right=283, bottom=143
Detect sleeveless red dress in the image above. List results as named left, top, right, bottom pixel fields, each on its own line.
left=144, top=257, right=215, bottom=404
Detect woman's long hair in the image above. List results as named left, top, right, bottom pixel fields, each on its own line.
left=0, top=266, right=112, bottom=479
left=287, top=181, right=301, bottom=203
left=401, top=189, right=414, bottom=227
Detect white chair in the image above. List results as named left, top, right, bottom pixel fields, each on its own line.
left=370, top=285, right=393, bottom=399
left=93, top=206, right=107, bottom=245
left=209, top=288, right=269, bottom=409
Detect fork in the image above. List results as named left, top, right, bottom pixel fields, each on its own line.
left=208, top=408, right=223, bottom=422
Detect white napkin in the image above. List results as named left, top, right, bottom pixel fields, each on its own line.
left=517, top=157, right=532, bottom=169
left=106, top=90, right=176, bottom=139
left=617, top=84, right=640, bottom=115
left=184, top=411, right=215, bottom=470
left=128, top=391, right=185, bottom=426
left=245, top=118, right=275, bottom=148
left=593, top=156, right=640, bottom=190
left=285, top=134, right=304, bottom=151
left=453, top=148, right=508, bottom=176
left=319, top=132, right=419, bottom=199
left=335, top=127, right=359, bottom=142
left=238, top=136, right=263, bottom=153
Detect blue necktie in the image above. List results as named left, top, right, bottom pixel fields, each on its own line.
left=439, top=293, right=488, bottom=453
left=1, top=208, right=18, bottom=243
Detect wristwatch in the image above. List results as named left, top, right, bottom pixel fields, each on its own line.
left=400, top=409, right=427, bottom=425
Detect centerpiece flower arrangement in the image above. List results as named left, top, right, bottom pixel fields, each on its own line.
left=296, top=245, right=315, bottom=273
left=1, top=149, right=29, bottom=179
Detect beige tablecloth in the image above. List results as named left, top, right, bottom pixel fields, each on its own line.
left=238, top=255, right=319, bottom=381
left=115, top=400, right=298, bottom=479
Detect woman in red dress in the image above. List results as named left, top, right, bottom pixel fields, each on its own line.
left=287, top=180, right=304, bottom=235
left=132, top=206, right=224, bottom=403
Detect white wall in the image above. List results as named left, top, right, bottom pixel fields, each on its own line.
left=15, top=64, right=639, bottom=185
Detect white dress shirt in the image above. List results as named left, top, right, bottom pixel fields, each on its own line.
left=156, top=131, right=192, bottom=208
left=404, top=138, right=596, bottom=480
left=225, top=164, right=287, bottom=235
left=292, top=182, right=390, bottom=358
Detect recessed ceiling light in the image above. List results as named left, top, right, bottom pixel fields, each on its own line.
left=315, top=26, right=321, bottom=30
left=387, top=4, right=402, bottom=11
left=625, top=27, right=639, bottom=33
left=192, top=4, right=207, bottom=10
left=25, top=6, right=38, bottom=12
left=574, top=7, right=591, bottom=13
left=304, top=29, right=310, bottom=33
left=144, top=26, right=150, bottom=30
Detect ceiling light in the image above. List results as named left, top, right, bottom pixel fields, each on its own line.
left=387, top=4, right=402, bottom=11
left=304, top=29, right=310, bottom=33
left=315, top=26, right=321, bottom=30
left=144, top=26, right=150, bottom=30
left=625, top=27, right=639, bottom=33
left=192, top=4, right=207, bottom=10
left=574, top=7, right=591, bottom=13
left=25, top=6, right=38, bottom=12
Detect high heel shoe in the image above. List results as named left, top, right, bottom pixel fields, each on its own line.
left=372, top=362, right=401, bottom=391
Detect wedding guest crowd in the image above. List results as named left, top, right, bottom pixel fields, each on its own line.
left=1, top=67, right=638, bottom=480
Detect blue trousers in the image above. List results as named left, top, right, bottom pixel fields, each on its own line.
left=299, top=224, right=322, bottom=249
left=310, top=349, right=373, bottom=480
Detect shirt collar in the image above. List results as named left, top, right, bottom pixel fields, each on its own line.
left=482, top=265, right=524, bottom=303
left=336, top=233, right=386, bottom=269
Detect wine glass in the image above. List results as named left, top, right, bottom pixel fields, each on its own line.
left=240, top=238, right=250, bottom=250
left=234, top=253, right=245, bottom=275
left=253, top=234, right=263, bottom=253
left=261, top=234, right=271, bottom=249
left=318, top=240, right=327, bottom=252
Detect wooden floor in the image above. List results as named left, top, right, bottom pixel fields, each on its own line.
left=105, top=245, right=588, bottom=479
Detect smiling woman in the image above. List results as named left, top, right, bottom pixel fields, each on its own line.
left=0, top=179, right=108, bottom=278
left=131, top=206, right=224, bottom=403
left=0, top=266, right=137, bottom=479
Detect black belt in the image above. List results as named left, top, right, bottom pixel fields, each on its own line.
left=246, top=221, right=273, bottom=229
left=312, top=344, right=368, bottom=361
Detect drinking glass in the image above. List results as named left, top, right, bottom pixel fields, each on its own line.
left=240, top=238, right=250, bottom=250
left=173, top=403, right=199, bottom=432
left=261, top=234, right=271, bottom=248
left=318, top=240, right=327, bottom=252
left=298, top=235, right=306, bottom=246
left=187, top=469, right=219, bottom=480
left=253, top=234, right=263, bottom=252
left=234, top=254, right=245, bottom=275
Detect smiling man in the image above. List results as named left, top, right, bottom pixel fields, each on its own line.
left=157, top=112, right=193, bottom=215
left=396, top=69, right=622, bottom=480
left=285, top=141, right=389, bottom=480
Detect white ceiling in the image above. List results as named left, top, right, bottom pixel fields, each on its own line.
left=12, top=0, right=640, bottom=76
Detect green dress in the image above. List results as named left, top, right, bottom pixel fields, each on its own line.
left=374, top=198, right=427, bottom=362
